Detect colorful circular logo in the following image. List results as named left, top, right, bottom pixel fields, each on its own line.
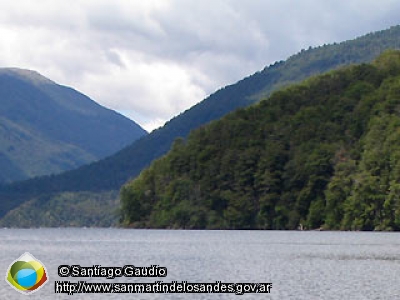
left=5, top=252, right=48, bottom=295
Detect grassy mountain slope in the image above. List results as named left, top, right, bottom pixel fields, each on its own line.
left=121, top=50, right=400, bottom=231
left=0, top=68, right=147, bottom=183
left=2, top=25, right=400, bottom=227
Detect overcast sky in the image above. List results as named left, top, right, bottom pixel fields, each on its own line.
left=0, top=0, right=399, bottom=131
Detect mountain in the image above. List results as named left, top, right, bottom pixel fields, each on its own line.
left=120, top=50, right=400, bottom=231
left=2, top=25, right=400, bottom=227
left=0, top=68, right=147, bottom=183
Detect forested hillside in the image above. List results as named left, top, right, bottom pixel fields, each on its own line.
left=121, top=51, right=400, bottom=231
left=2, top=25, right=400, bottom=227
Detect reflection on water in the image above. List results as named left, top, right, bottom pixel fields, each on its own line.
left=1, top=229, right=399, bottom=299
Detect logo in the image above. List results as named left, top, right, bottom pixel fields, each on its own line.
left=5, top=252, right=48, bottom=295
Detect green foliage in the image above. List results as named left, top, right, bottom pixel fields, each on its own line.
left=121, top=51, right=400, bottom=231
left=3, top=25, right=400, bottom=226
left=0, top=191, right=119, bottom=228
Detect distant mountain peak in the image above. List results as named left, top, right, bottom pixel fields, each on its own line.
left=0, top=68, right=147, bottom=184
left=0, top=67, right=55, bottom=85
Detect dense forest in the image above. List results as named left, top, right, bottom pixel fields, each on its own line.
left=0, top=191, right=119, bottom=227
left=121, top=51, right=400, bottom=231
left=2, top=25, right=400, bottom=227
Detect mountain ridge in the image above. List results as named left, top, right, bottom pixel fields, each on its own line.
left=120, top=50, right=400, bottom=230
left=2, top=25, right=400, bottom=226
left=0, top=68, right=147, bottom=183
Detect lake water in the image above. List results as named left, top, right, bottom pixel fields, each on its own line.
left=0, top=229, right=399, bottom=299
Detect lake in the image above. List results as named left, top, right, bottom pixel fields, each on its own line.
left=1, top=229, right=399, bottom=299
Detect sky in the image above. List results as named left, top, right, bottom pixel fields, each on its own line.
left=0, top=1, right=400, bottom=132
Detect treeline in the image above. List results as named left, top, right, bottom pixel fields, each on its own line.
left=2, top=25, right=400, bottom=226
left=0, top=191, right=119, bottom=228
left=121, top=51, right=400, bottom=231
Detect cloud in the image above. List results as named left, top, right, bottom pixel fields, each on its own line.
left=0, top=0, right=400, bottom=131
left=79, top=50, right=206, bottom=124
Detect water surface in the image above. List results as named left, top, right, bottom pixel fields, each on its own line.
left=1, top=229, right=399, bottom=299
